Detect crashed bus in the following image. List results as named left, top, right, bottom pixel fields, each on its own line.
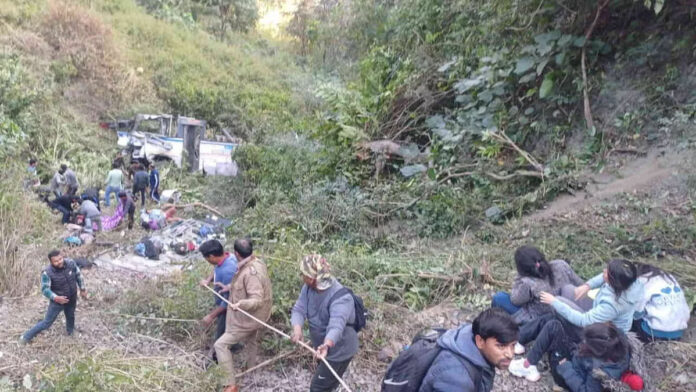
left=101, top=114, right=238, bottom=176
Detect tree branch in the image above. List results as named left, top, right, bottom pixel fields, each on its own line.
left=581, top=0, right=611, bottom=132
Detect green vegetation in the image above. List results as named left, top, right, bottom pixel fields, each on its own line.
left=1, top=0, right=695, bottom=389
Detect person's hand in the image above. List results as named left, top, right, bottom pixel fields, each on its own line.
left=574, top=284, right=591, bottom=301
left=54, top=296, right=69, bottom=305
left=315, top=339, right=334, bottom=360
left=290, top=326, right=303, bottom=344
left=79, top=290, right=88, bottom=300
left=229, top=302, right=240, bottom=311
left=199, top=278, right=210, bottom=288
left=559, top=358, right=567, bottom=365
left=214, top=282, right=230, bottom=293
left=201, top=314, right=214, bottom=328
left=539, top=291, right=556, bottom=305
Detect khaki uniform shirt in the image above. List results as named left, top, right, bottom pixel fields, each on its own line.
left=226, top=255, right=273, bottom=332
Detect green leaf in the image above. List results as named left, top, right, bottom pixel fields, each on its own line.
left=555, top=52, right=566, bottom=66
left=534, top=31, right=560, bottom=45
left=536, top=59, right=549, bottom=76
left=573, top=37, right=586, bottom=47
left=515, top=57, right=535, bottom=75
left=539, top=75, right=554, bottom=99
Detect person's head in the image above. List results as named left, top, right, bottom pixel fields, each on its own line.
left=578, top=323, right=629, bottom=363
left=150, top=163, right=156, bottom=170
left=29, top=159, right=37, bottom=167
left=118, top=191, right=127, bottom=200
left=112, top=162, right=119, bottom=169
left=59, top=164, right=67, bottom=174
left=472, top=308, right=518, bottom=369
left=604, top=259, right=638, bottom=298
left=514, top=245, right=554, bottom=283
left=70, top=196, right=81, bottom=205
left=635, top=262, right=676, bottom=283
left=233, top=238, right=253, bottom=260
left=299, top=254, right=333, bottom=291
left=199, top=239, right=225, bottom=265
left=48, top=249, right=64, bottom=269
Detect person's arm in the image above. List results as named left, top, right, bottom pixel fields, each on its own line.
left=556, top=360, right=603, bottom=392
left=510, top=278, right=533, bottom=306
left=236, top=275, right=264, bottom=311
left=290, top=286, right=308, bottom=327
left=323, top=293, right=354, bottom=348
left=74, top=264, right=86, bottom=291
left=550, top=297, right=619, bottom=328
left=41, top=271, right=56, bottom=301
left=105, top=171, right=112, bottom=186
left=199, top=271, right=214, bottom=287
left=560, top=260, right=585, bottom=286
left=586, top=273, right=605, bottom=289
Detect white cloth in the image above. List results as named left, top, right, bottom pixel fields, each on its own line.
left=636, top=274, right=690, bottom=333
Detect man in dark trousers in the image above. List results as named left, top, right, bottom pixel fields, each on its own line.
left=118, top=191, right=135, bottom=230
left=198, top=239, right=237, bottom=358
left=132, top=164, right=149, bottom=207
left=419, top=308, right=519, bottom=392
left=50, top=195, right=80, bottom=224
left=149, top=163, right=160, bottom=204
left=291, top=254, right=358, bottom=392
left=20, top=250, right=88, bottom=343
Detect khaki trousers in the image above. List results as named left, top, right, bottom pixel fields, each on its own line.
left=214, top=328, right=259, bottom=386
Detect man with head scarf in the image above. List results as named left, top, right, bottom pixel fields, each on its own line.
left=290, top=254, right=359, bottom=392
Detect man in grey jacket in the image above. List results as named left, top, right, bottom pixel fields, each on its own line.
left=290, top=254, right=358, bottom=392
left=78, top=197, right=102, bottom=232
left=419, top=308, right=518, bottom=392
left=61, top=164, right=79, bottom=196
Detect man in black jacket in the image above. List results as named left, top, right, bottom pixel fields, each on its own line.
left=50, top=195, right=80, bottom=224
left=21, top=250, right=88, bottom=343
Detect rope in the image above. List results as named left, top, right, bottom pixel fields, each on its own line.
left=203, top=285, right=353, bottom=392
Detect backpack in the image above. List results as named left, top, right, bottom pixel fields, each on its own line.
left=327, top=287, right=368, bottom=332
left=381, top=328, right=482, bottom=392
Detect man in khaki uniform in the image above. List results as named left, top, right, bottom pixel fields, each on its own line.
left=214, top=238, right=272, bottom=392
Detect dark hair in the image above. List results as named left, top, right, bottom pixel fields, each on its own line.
left=118, top=191, right=127, bottom=198
left=199, top=239, right=224, bottom=258
left=514, top=246, right=554, bottom=284
left=47, top=249, right=61, bottom=261
left=234, top=238, right=253, bottom=258
left=112, top=162, right=119, bottom=169
left=578, top=323, right=629, bottom=363
left=60, top=164, right=67, bottom=171
left=472, top=308, right=519, bottom=344
left=606, top=259, right=638, bottom=298
left=29, top=158, right=37, bottom=165
left=635, top=262, right=676, bottom=284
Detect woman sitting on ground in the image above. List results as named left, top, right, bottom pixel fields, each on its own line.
left=518, top=322, right=631, bottom=391
left=509, top=259, right=643, bottom=381
left=633, top=262, right=690, bottom=342
left=492, top=246, right=584, bottom=325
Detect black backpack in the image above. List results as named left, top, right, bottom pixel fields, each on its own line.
left=327, top=287, right=368, bottom=332
left=381, top=328, right=482, bottom=392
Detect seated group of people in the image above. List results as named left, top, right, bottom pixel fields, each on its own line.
left=406, top=246, right=689, bottom=392
left=492, top=246, right=689, bottom=389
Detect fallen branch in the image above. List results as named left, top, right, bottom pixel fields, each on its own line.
left=103, top=311, right=199, bottom=323
left=203, top=285, right=353, bottom=392
left=581, top=0, right=611, bottom=132
left=237, top=349, right=299, bottom=377
left=485, top=131, right=545, bottom=174
left=165, top=202, right=224, bottom=217
left=485, top=170, right=545, bottom=181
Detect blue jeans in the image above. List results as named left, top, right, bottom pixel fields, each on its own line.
left=23, top=297, right=77, bottom=341
left=491, top=291, right=521, bottom=315
left=104, top=185, right=121, bottom=207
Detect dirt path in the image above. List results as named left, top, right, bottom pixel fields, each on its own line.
left=528, top=148, right=691, bottom=221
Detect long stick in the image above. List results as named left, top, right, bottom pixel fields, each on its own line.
left=237, top=349, right=298, bottom=377
left=581, top=0, right=610, bottom=132
left=203, top=285, right=353, bottom=392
